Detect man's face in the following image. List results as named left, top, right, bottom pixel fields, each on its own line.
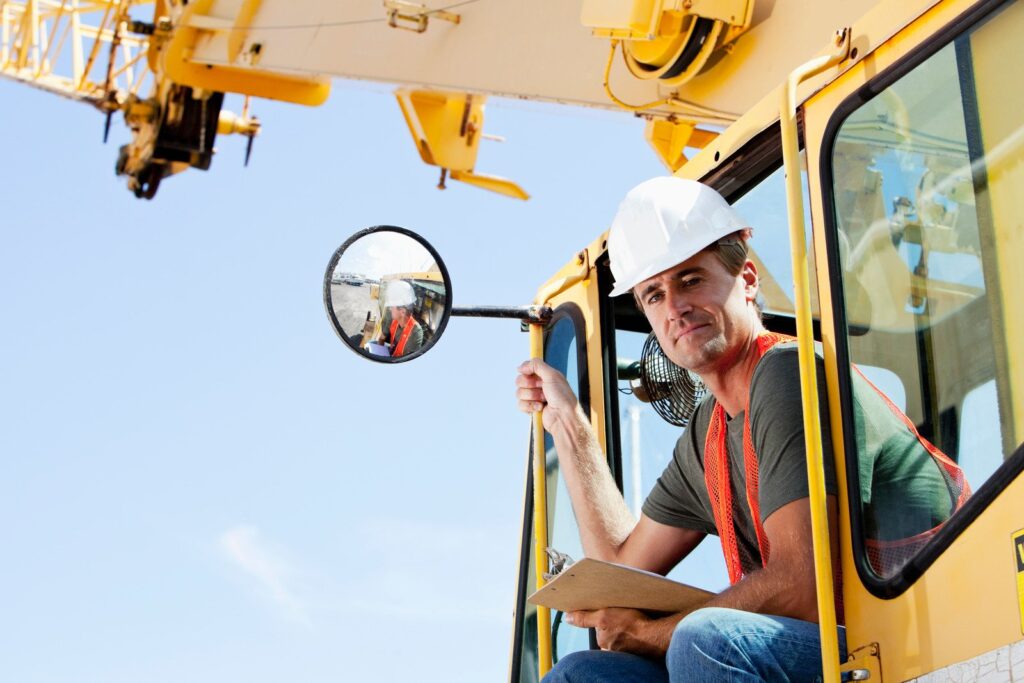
left=634, top=249, right=759, bottom=375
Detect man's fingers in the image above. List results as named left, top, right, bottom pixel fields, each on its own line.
left=517, top=400, right=545, bottom=414
left=514, top=372, right=543, bottom=389
left=519, top=358, right=557, bottom=379
left=564, top=609, right=598, bottom=628
left=516, top=385, right=545, bottom=402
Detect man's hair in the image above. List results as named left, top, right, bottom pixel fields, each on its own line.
left=711, top=235, right=749, bottom=277
left=631, top=233, right=750, bottom=309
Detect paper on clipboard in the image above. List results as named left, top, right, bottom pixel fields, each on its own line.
left=527, top=557, right=715, bottom=614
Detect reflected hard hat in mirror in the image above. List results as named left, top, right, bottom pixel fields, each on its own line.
left=323, top=226, right=453, bottom=363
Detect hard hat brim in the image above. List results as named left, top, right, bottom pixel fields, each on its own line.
left=607, top=224, right=744, bottom=297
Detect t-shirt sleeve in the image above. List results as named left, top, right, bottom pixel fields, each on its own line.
left=748, top=347, right=837, bottom=524
left=641, top=401, right=718, bottom=535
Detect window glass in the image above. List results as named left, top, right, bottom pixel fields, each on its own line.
left=732, top=164, right=814, bottom=317
left=545, top=321, right=589, bottom=663
left=829, top=1, right=1023, bottom=580
left=615, top=329, right=730, bottom=591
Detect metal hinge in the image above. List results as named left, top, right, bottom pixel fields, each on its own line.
left=384, top=1, right=460, bottom=33
left=841, top=642, right=881, bottom=682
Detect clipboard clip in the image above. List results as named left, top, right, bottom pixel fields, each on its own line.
left=543, top=548, right=576, bottom=582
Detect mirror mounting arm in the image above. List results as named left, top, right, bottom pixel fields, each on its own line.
left=451, top=305, right=553, bottom=325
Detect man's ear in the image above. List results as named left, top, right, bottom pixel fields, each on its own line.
left=742, top=260, right=759, bottom=302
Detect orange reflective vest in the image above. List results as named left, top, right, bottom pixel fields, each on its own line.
left=703, top=332, right=970, bottom=585
left=389, top=317, right=420, bottom=357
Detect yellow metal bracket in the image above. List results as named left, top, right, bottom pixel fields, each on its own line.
left=395, top=88, right=529, bottom=199
left=384, top=0, right=460, bottom=34
left=162, top=0, right=329, bottom=105
left=536, top=249, right=591, bottom=305
left=780, top=26, right=851, bottom=683
left=644, top=117, right=719, bottom=172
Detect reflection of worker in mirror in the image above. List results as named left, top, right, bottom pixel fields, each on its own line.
left=515, top=177, right=968, bottom=682
left=376, top=279, right=424, bottom=358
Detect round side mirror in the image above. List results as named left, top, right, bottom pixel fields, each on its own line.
left=323, top=226, right=452, bottom=363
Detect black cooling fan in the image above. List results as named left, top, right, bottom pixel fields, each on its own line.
left=637, top=333, right=706, bottom=428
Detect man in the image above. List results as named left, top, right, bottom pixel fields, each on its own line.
left=515, top=177, right=964, bottom=681
left=377, top=279, right=424, bottom=358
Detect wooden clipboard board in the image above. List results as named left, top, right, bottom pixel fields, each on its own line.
left=527, top=558, right=714, bottom=614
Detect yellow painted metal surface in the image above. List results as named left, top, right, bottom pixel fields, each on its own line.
left=161, top=0, right=329, bottom=105
left=185, top=0, right=883, bottom=120
left=799, top=0, right=1024, bottom=678
left=449, top=172, right=529, bottom=200
left=227, top=0, right=262, bottom=64
left=529, top=323, right=553, bottom=678
left=644, top=118, right=718, bottom=172
left=581, top=0, right=663, bottom=39
left=395, top=88, right=527, bottom=199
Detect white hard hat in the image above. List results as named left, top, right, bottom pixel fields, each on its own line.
left=384, top=280, right=417, bottom=307
left=607, top=177, right=749, bottom=297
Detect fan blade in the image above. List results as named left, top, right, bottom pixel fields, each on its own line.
left=103, top=111, right=113, bottom=143
left=244, top=135, right=255, bottom=167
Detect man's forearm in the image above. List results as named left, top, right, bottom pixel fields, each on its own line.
left=704, top=562, right=819, bottom=623
left=547, top=405, right=636, bottom=561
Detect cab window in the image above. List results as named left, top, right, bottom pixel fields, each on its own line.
left=827, top=0, right=1024, bottom=584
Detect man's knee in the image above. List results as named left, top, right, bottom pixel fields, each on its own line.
left=667, top=607, right=833, bottom=682
left=666, top=607, right=765, bottom=678
left=667, top=607, right=734, bottom=662
left=541, top=650, right=604, bottom=683
left=543, top=649, right=669, bottom=683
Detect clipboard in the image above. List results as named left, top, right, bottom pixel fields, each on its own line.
left=366, top=342, right=391, bottom=357
left=527, top=558, right=714, bottom=614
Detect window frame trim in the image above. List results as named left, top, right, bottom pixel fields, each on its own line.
left=508, top=302, right=591, bottom=681
left=817, top=0, right=1024, bottom=598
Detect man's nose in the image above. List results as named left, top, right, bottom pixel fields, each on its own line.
left=665, top=287, right=693, bottom=319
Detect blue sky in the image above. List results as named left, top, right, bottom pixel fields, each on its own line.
left=0, top=78, right=679, bottom=682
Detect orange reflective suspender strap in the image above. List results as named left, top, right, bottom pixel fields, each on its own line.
left=703, top=332, right=791, bottom=584
left=391, top=318, right=418, bottom=357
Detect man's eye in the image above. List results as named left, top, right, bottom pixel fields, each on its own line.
left=680, top=277, right=702, bottom=288
left=646, top=292, right=663, bottom=305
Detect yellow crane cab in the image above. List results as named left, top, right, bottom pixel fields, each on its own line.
left=5, top=0, right=1023, bottom=680
left=507, top=1, right=1024, bottom=681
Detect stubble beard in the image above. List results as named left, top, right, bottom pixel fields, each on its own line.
left=665, top=328, right=728, bottom=375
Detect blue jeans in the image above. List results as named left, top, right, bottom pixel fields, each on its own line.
left=542, top=607, right=847, bottom=682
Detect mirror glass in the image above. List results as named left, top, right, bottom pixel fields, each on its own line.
left=324, top=226, right=452, bottom=362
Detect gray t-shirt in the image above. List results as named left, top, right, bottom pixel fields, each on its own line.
left=642, top=343, right=954, bottom=573
left=642, top=344, right=838, bottom=573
